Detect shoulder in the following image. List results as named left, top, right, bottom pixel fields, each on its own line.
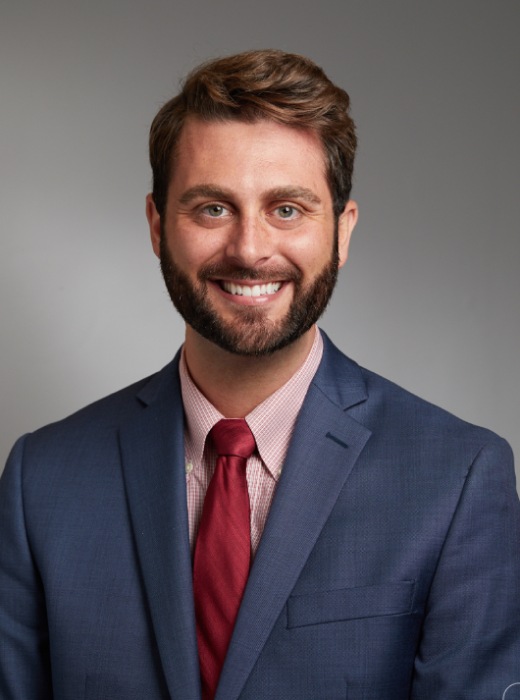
left=317, top=331, right=513, bottom=468
left=362, top=363, right=511, bottom=462
left=7, top=354, right=181, bottom=467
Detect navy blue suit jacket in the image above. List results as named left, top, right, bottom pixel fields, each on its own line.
left=1, top=334, right=520, bottom=699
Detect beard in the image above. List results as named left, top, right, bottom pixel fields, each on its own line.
left=159, top=231, right=339, bottom=357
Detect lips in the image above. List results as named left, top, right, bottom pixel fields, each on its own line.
left=220, top=281, right=282, bottom=297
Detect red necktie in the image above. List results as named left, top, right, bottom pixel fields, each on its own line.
left=193, top=419, right=256, bottom=700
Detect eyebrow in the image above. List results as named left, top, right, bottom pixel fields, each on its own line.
left=267, top=187, right=322, bottom=206
left=178, top=184, right=322, bottom=206
left=178, top=185, right=233, bottom=205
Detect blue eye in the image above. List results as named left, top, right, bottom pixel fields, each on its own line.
left=277, top=205, right=297, bottom=218
left=201, top=204, right=228, bottom=217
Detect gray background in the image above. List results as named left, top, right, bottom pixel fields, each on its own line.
left=1, top=0, right=519, bottom=480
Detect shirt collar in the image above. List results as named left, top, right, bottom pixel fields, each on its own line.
left=179, top=326, right=323, bottom=480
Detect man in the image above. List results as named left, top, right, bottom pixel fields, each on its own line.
left=1, top=49, right=519, bottom=700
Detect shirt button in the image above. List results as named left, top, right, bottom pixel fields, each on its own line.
left=185, top=462, right=193, bottom=475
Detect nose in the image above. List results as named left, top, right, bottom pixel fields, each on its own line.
left=224, top=214, right=274, bottom=268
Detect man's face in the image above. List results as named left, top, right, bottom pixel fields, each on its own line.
left=147, top=118, right=357, bottom=356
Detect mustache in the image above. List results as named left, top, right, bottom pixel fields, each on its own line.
left=198, top=262, right=302, bottom=283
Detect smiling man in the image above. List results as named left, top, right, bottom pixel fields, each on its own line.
left=1, top=50, right=519, bottom=700
left=147, top=116, right=357, bottom=413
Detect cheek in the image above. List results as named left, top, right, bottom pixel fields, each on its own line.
left=165, top=226, right=217, bottom=271
left=287, top=235, right=334, bottom=272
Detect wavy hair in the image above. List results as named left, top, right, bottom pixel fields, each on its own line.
left=149, top=49, right=357, bottom=218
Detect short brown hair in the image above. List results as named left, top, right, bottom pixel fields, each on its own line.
left=149, top=49, right=357, bottom=218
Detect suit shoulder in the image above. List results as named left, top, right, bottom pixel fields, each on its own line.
left=358, top=363, right=511, bottom=457
left=17, top=357, right=179, bottom=454
left=319, top=333, right=510, bottom=456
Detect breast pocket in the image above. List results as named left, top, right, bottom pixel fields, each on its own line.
left=287, top=580, right=415, bottom=628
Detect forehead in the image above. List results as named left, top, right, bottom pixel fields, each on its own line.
left=170, top=117, right=330, bottom=198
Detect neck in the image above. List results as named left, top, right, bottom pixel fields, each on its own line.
left=183, top=326, right=317, bottom=418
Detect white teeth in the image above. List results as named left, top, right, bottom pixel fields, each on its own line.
left=222, top=281, right=282, bottom=297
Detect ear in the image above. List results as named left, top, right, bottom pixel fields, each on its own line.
left=146, top=193, right=162, bottom=259
left=337, top=199, right=358, bottom=268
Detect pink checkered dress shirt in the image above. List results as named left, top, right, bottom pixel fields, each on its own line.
left=179, top=326, right=324, bottom=555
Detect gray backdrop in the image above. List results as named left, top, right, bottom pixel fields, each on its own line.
left=1, top=0, right=519, bottom=481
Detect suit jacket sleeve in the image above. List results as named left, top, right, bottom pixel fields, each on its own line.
left=412, top=437, right=520, bottom=699
left=0, top=435, right=53, bottom=700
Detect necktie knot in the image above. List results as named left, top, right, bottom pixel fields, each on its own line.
left=209, top=419, right=256, bottom=460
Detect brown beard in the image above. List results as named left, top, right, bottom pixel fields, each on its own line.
left=159, top=228, right=339, bottom=357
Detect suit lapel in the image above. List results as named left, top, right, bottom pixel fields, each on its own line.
left=119, top=357, right=201, bottom=700
left=217, top=335, right=372, bottom=700
left=116, top=335, right=371, bottom=700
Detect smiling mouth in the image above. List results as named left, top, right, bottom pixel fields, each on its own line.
left=220, top=281, right=282, bottom=297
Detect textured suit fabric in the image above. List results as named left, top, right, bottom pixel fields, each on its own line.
left=1, top=332, right=519, bottom=700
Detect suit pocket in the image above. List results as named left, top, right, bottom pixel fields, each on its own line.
left=287, top=580, right=415, bottom=628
